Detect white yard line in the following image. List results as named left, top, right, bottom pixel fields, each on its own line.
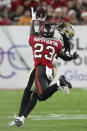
left=30, top=110, right=82, bottom=113
left=7, top=114, right=87, bottom=120
left=28, top=114, right=87, bottom=120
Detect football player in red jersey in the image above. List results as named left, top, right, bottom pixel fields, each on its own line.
left=9, top=8, right=79, bottom=127
left=28, top=19, right=74, bottom=101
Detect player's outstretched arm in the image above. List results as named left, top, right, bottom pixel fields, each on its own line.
left=56, top=51, right=79, bottom=61
left=30, top=7, right=47, bottom=36
left=30, top=8, right=36, bottom=37
left=30, top=21, right=35, bottom=37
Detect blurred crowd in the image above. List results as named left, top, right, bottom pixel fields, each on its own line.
left=0, top=0, right=87, bottom=25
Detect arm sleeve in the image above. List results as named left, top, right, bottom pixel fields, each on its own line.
left=56, top=52, right=73, bottom=61
left=58, top=41, right=62, bottom=50
left=29, top=35, right=34, bottom=46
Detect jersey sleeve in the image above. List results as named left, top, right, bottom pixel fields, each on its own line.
left=58, top=41, right=62, bottom=50
left=29, top=35, right=34, bottom=46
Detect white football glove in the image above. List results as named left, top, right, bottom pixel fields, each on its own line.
left=31, top=7, right=36, bottom=21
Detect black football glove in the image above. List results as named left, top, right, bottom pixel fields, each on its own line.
left=72, top=52, right=79, bottom=59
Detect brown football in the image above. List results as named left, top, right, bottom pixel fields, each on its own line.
left=36, top=7, right=47, bottom=18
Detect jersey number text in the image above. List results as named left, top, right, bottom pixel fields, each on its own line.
left=34, top=43, right=55, bottom=61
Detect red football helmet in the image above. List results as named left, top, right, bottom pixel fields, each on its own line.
left=40, top=24, right=54, bottom=38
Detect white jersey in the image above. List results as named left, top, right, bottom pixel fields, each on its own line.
left=51, top=29, right=62, bottom=78
left=53, top=30, right=63, bottom=46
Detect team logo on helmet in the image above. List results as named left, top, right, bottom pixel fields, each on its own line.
left=56, top=22, right=75, bottom=39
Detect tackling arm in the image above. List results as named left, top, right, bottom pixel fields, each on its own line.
left=56, top=51, right=79, bottom=61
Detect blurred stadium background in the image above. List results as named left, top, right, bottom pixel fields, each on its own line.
left=0, top=0, right=87, bottom=25
left=0, top=0, right=87, bottom=131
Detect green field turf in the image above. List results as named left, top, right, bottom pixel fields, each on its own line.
left=0, top=88, right=87, bottom=131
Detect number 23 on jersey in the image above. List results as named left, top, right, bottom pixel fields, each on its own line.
left=34, top=43, right=55, bottom=61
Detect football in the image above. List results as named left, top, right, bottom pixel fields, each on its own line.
left=36, top=7, right=47, bottom=18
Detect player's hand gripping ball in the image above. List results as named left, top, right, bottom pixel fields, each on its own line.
left=36, top=7, right=47, bottom=18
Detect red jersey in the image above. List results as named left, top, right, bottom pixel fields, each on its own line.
left=29, top=35, right=62, bottom=69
